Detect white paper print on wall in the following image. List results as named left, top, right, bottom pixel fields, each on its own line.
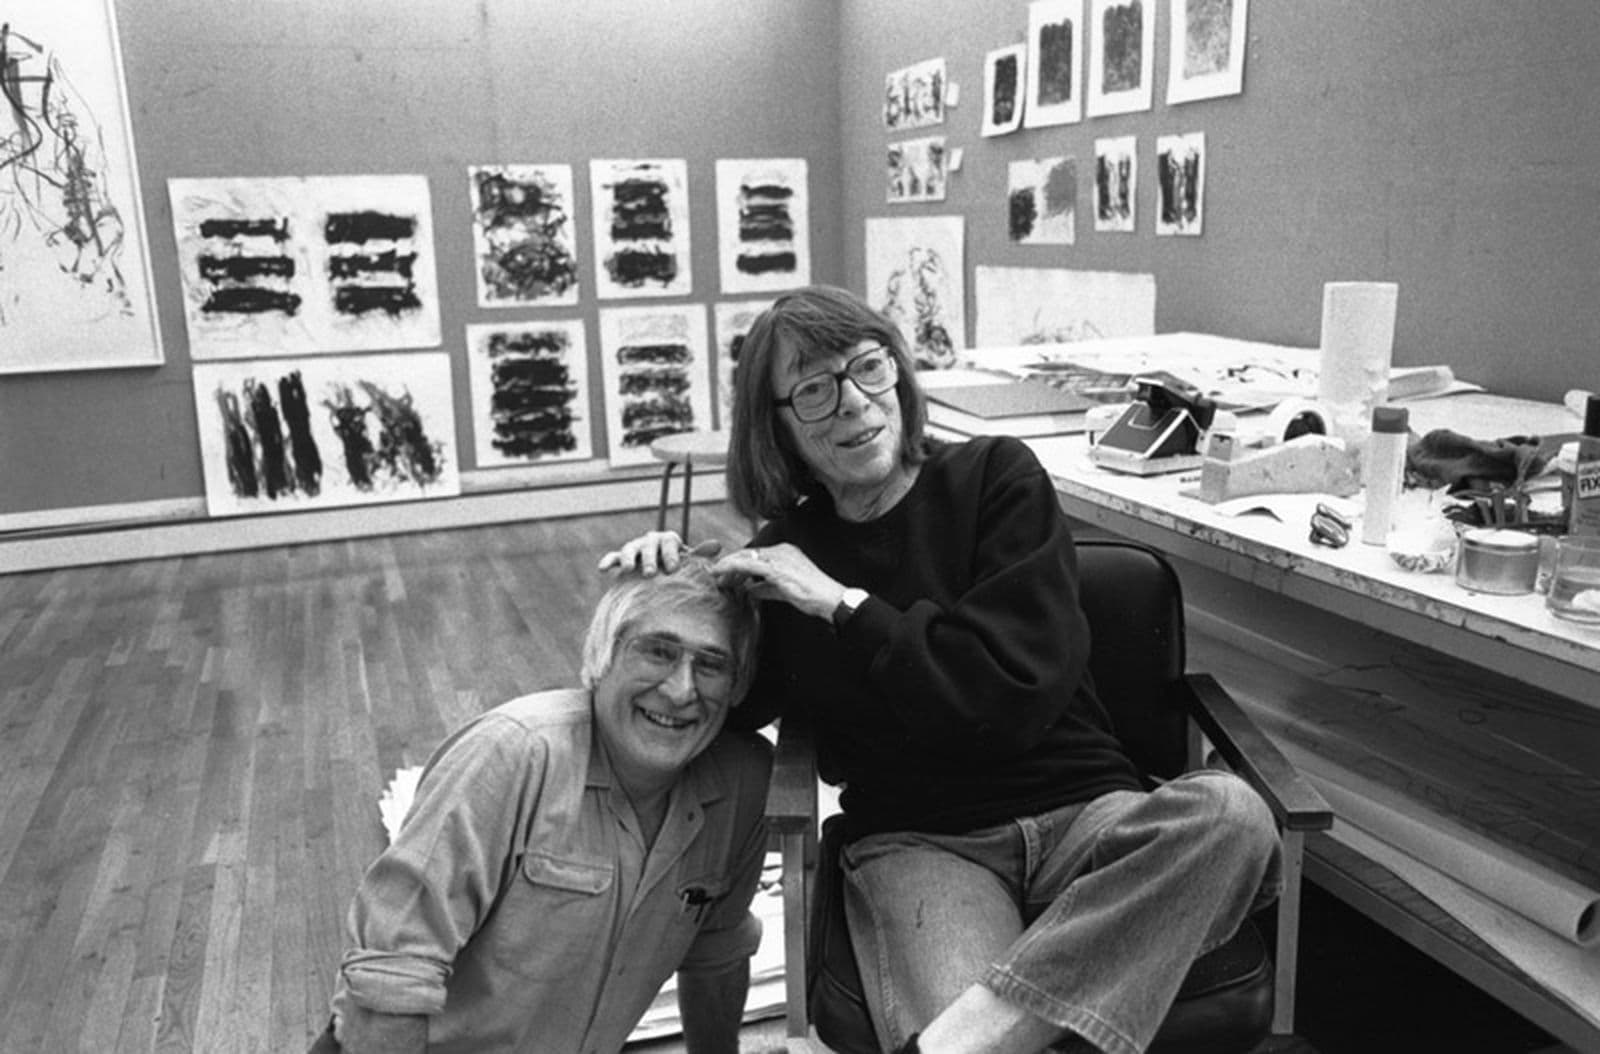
left=1086, top=0, right=1154, bottom=117
left=1024, top=0, right=1083, bottom=129
left=466, top=320, right=592, bottom=468
left=1, top=3, right=163, bottom=373
left=713, top=299, right=772, bottom=430
left=468, top=164, right=580, bottom=308
left=980, top=44, right=1027, bottom=137
left=1168, top=0, right=1249, bottom=105
left=589, top=159, right=692, bottom=299
left=973, top=266, right=1154, bottom=348
left=865, top=216, right=965, bottom=370
left=887, top=136, right=948, bottom=204
left=884, top=57, right=946, bottom=132
left=598, top=304, right=712, bottom=467
left=1008, top=158, right=1077, bottom=246
left=1156, top=132, right=1205, bottom=236
left=715, top=159, right=810, bottom=295
left=169, top=175, right=441, bottom=360
left=192, top=351, right=460, bottom=517
left=1094, top=137, right=1138, bottom=233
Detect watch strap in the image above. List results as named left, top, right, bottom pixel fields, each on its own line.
left=832, top=587, right=869, bottom=628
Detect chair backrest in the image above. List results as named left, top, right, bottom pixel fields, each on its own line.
left=1074, top=539, right=1190, bottom=781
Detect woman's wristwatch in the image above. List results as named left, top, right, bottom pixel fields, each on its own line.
left=832, top=587, right=869, bottom=628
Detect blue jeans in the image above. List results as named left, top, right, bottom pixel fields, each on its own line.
left=840, top=771, right=1283, bottom=1054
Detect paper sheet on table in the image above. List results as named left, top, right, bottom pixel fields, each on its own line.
left=1330, top=821, right=1600, bottom=1029
left=1183, top=492, right=1358, bottom=527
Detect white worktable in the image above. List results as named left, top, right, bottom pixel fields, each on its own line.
left=1028, top=391, right=1597, bottom=705
left=1019, top=381, right=1600, bottom=1047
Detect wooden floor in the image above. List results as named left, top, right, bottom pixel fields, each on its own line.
left=0, top=502, right=1577, bottom=1054
left=0, top=505, right=753, bottom=1054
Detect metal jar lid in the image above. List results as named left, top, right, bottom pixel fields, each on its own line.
left=1459, top=527, right=1539, bottom=552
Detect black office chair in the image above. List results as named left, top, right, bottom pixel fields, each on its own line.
left=766, top=540, right=1332, bottom=1053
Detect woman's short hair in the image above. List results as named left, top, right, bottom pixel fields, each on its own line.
left=726, top=285, right=929, bottom=520
left=580, top=556, right=761, bottom=704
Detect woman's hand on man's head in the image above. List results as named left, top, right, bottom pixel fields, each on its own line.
left=713, top=544, right=844, bottom=622
left=597, top=531, right=722, bottom=576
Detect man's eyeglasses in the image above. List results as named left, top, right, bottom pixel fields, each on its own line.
left=622, top=634, right=736, bottom=696
left=774, top=346, right=899, bottom=423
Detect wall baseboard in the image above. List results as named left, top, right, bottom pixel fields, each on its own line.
left=0, top=473, right=725, bottom=575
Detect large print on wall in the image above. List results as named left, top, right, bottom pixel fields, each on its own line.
left=713, top=299, right=772, bottom=430
left=597, top=304, right=712, bottom=467
left=468, top=164, right=579, bottom=308
left=192, top=351, right=460, bottom=517
left=980, top=44, right=1027, bottom=137
left=974, top=266, right=1155, bottom=347
left=715, top=159, right=810, bottom=295
left=1024, top=0, right=1083, bottom=129
left=466, top=320, right=592, bottom=468
left=0, top=3, right=163, bottom=374
left=1086, top=0, right=1154, bottom=117
left=1008, top=157, right=1078, bottom=246
left=865, top=215, right=965, bottom=370
left=1168, top=0, right=1250, bottom=104
left=169, top=175, right=442, bottom=360
left=589, top=159, right=692, bottom=300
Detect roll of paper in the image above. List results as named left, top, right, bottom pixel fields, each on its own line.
left=1316, top=282, right=1398, bottom=449
left=1287, top=747, right=1599, bottom=946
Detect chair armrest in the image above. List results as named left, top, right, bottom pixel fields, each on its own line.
left=767, top=719, right=818, bottom=835
left=1182, top=673, right=1333, bottom=832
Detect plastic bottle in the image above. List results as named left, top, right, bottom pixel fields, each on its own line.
left=1361, top=405, right=1409, bottom=545
left=1568, top=394, right=1600, bottom=537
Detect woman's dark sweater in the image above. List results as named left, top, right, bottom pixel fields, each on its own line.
left=733, top=435, right=1141, bottom=837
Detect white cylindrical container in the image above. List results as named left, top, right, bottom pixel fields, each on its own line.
left=1361, top=405, right=1409, bottom=545
left=1316, top=282, right=1399, bottom=452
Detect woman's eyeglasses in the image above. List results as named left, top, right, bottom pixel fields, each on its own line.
left=775, top=346, right=899, bottom=423
left=622, top=634, right=736, bottom=696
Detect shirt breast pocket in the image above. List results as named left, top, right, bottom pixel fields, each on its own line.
left=481, top=851, right=617, bottom=979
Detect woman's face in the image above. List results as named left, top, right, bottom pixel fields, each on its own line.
left=772, top=338, right=905, bottom=498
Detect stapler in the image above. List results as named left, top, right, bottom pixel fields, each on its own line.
left=1089, top=373, right=1217, bottom=476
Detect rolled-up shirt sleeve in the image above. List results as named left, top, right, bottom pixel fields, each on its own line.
left=336, top=716, right=545, bottom=1015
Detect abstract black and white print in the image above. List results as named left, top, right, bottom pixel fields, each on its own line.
left=884, top=57, right=946, bottom=132
left=715, top=159, right=809, bottom=295
left=887, top=136, right=948, bottom=205
left=1086, top=0, right=1154, bottom=117
left=1094, top=136, right=1138, bottom=233
left=864, top=216, right=965, bottom=371
left=169, top=175, right=441, bottom=359
left=1008, top=157, right=1077, bottom=246
left=192, top=351, right=459, bottom=516
left=589, top=159, right=692, bottom=299
left=713, top=299, right=771, bottom=430
left=1, top=3, right=162, bottom=373
left=1156, top=132, right=1205, bottom=236
left=597, top=305, right=711, bottom=467
left=468, top=164, right=579, bottom=307
left=1024, top=0, right=1083, bottom=129
left=466, top=320, right=591, bottom=467
left=1168, top=0, right=1249, bottom=104
left=981, top=44, right=1027, bottom=137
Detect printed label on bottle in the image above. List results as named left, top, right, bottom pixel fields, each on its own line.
left=1571, top=458, right=1600, bottom=534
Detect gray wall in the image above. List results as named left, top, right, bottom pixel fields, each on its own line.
left=7, top=1, right=1599, bottom=519
left=0, top=0, right=844, bottom=516
left=839, top=1, right=1600, bottom=399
